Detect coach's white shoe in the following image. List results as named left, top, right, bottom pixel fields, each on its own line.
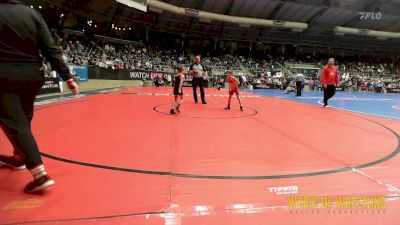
left=0, top=155, right=26, bottom=170
left=25, top=175, right=55, bottom=193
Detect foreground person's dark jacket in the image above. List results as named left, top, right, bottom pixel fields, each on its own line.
left=0, top=0, right=72, bottom=82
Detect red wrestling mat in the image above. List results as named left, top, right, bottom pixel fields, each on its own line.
left=0, top=87, right=399, bottom=225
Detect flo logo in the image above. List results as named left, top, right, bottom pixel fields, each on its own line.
left=359, top=12, right=382, bottom=20
left=268, top=186, right=299, bottom=195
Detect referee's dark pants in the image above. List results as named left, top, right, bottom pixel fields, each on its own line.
left=323, top=84, right=336, bottom=106
left=296, top=81, right=302, bottom=96
left=0, top=67, right=44, bottom=169
left=192, top=77, right=206, bottom=103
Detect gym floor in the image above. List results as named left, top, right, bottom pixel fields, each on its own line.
left=0, top=87, right=399, bottom=225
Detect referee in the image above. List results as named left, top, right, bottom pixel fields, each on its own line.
left=295, top=72, right=305, bottom=96
left=0, top=0, right=79, bottom=193
left=189, top=55, right=207, bottom=104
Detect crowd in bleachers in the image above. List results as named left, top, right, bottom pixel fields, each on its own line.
left=51, top=31, right=400, bottom=92
left=239, top=56, right=282, bottom=75
left=55, top=33, right=245, bottom=74
left=202, top=55, right=241, bottom=72
left=55, top=32, right=190, bottom=72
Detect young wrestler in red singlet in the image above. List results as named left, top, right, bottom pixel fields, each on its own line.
left=224, top=71, right=243, bottom=111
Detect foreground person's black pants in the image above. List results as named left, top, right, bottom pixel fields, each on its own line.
left=0, top=79, right=44, bottom=169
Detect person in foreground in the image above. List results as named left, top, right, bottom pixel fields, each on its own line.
left=224, top=71, right=243, bottom=111
left=321, top=58, right=339, bottom=107
left=170, top=66, right=185, bottom=115
left=0, top=0, right=80, bottom=193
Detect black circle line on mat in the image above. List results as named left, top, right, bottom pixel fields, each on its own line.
left=153, top=104, right=258, bottom=119
left=35, top=96, right=400, bottom=180
left=0, top=211, right=166, bottom=225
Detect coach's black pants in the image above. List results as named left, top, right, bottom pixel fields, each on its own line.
left=296, top=81, right=302, bottom=96
left=323, top=84, right=336, bottom=106
left=0, top=79, right=44, bottom=169
left=192, top=77, right=206, bottom=103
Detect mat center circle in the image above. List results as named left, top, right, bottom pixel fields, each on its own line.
left=153, top=104, right=258, bottom=119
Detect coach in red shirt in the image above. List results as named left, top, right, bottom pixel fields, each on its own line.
left=321, top=58, right=339, bottom=107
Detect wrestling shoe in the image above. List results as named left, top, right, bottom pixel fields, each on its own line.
left=170, top=109, right=176, bottom=114
left=25, top=175, right=55, bottom=193
left=240, top=106, right=243, bottom=111
left=0, top=155, right=26, bottom=170
left=224, top=106, right=230, bottom=110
